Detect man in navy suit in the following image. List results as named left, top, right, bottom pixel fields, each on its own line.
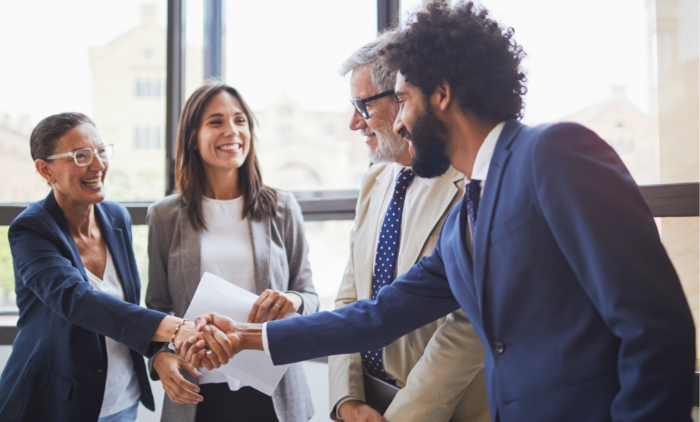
left=185, top=2, right=696, bottom=421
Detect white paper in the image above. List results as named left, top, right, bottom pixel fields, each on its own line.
left=184, top=272, right=295, bottom=396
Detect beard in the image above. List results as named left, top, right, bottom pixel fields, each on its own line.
left=367, top=125, right=408, bottom=164
left=400, top=103, right=452, bottom=178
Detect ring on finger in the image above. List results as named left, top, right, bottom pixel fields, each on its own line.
left=274, top=304, right=281, bottom=309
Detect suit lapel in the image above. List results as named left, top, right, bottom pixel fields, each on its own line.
left=178, top=209, right=202, bottom=302
left=399, top=167, right=462, bottom=275
left=249, top=217, right=271, bottom=295
left=357, top=167, right=394, bottom=300
left=43, top=192, right=88, bottom=282
left=473, top=120, right=524, bottom=307
left=95, top=204, right=136, bottom=304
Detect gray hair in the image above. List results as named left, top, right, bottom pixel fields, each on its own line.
left=339, top=30, right=400, bottom=93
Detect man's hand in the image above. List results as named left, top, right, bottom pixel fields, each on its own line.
left=177, top=313, right=254, bottom=368
left=174, top=316, right=237, bottom=370
left=153, top=351, right=203, bottom=404
left=339, top=400, right=387, bottom=422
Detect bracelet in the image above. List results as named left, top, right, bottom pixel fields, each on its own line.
left=171, top=319, right=188, bottom=346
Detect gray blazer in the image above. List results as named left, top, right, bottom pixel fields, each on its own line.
left=145, top=191, right=318, bottom=422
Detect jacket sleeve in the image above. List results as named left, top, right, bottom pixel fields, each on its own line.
left=145, top=204, right=176, bottom=380
left=532, top=123, right=696, bottom=420
left=384, top=309, right=490, bottom=422
left=281, top=193, right=319, bottom=315
left=267, top=231, right=460, bottom=365
left=328, top=193, right=366, bottom=421
left=9, top=216, right=166, bottom=357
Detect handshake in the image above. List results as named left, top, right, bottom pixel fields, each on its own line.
left=173, top=312, right=263, bottom=371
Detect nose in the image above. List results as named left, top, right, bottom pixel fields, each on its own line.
left=225, top=118, right=240, bottom=137
left=349, top=109, right=367, bottom=132
left=90, top=153, right=107, bottom=171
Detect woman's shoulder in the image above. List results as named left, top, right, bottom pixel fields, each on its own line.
left=273, top=190, right=301, bottom=218
left=148, top=193, right=184, bottom=222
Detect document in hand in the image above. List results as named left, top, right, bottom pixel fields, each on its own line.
left=184, top=272, right=295, bottom=395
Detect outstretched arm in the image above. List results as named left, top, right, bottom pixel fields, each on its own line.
left=184, top=240, right=460, bottom=367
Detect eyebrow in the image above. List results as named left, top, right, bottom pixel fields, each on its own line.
left=394, top=91, right=405, bottom=96
left=206, top=112, right=245, bottom=119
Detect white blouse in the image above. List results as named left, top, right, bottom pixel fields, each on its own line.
left=85, top=249, right=141, bottom=418
left=199, top=196, right=256, bottom=391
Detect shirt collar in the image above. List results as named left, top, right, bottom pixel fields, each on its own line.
left=468, top=121, right=506, bottom=182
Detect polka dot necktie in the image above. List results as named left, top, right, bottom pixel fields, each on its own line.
left=464, top=179, right=482, bottom=240
left=361, top=168, right=415, bottom=383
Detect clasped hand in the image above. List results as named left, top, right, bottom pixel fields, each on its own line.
left=174, top=313, right=245, bottom=370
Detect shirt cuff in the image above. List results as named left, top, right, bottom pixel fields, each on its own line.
left=262, top=322, right=271, bottom=356
left=335, top=396, right=364, bottom=421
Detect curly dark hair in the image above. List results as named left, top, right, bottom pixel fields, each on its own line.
left=379, top=1, right=527, bottom=122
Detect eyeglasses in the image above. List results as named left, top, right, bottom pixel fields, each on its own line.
left=351, top=90, right=395, bottom=119
left=46, top=144, right=114, bottom=166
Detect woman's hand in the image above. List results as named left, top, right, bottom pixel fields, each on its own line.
left=153, top=352, right=203, bottom=405
left=174, top=320, right=233, bottom=370
left=247, top=290, right=302, bottom=323
left=177, top=313, right=263, bottom=368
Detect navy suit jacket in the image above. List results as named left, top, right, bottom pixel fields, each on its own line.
left=0, top=192, right=166, bottom=422
left=268, top=120, right=696, bottom=421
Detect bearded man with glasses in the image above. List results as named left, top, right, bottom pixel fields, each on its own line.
left=328, top=31, right=490, bottom=422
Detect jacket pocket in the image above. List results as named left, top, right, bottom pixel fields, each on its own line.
left=491, top=205, right=539, bottom=245
left=23, top=361, right=73, bottom=402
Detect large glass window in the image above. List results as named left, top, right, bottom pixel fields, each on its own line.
left=225, top=0, right=377, bottom=192
left=223, top=0, right=377, bottom=304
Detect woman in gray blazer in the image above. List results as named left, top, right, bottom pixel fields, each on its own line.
left=146, top=81, right=318, bottom=422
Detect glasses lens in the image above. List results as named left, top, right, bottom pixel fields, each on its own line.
left=74, top=149, right=92, bottom=166
left=97, top=144, right=113, bottom=161
left=351, top=99, right=369, bottom=119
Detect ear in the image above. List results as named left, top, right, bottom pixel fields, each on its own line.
left=35, top=159, right=54, bottom=185
left=429, top=80, right=453, bottom=113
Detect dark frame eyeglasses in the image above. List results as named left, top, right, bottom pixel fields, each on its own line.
left=350, top=90, right=395, bottom=119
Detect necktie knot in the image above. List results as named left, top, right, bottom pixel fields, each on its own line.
left=465, top=179, right=482, bottom=239
left=396, top=168, right=415, bottom=190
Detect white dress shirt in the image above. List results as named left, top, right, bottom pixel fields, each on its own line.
left=85, top=250, right=141, bottom=418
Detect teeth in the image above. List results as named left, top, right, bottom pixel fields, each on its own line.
left=219, top=144, right=241, bottom=151
left=82, top=177, right=101, bottom=187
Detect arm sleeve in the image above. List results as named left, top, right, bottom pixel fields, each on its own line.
left=328, top=205, right=366, bottom=421
left=281, top=193, right=319, bottom=315
left=532, top=123, right=696, bottom=420
left=267, top=236, right=459, bottom=365
left=9, top=217, right=166, bottom=357
left=145, top=205, right=176, bottom=379
left=384, top=309, right=489, bottom=422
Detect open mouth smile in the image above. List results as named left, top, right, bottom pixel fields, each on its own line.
left=81, top=177, right=101, bottom=188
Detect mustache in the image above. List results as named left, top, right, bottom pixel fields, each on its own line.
left=398, top=126, right=412, bottom=140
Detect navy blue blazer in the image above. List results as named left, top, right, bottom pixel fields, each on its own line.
left=267, top=121, right=696, bottom=421
left=0, top=192, right=166, bottom=422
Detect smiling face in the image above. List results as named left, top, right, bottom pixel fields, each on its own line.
left=39, top=123, right=108, bottom=206
left=393, top=72, right=452, bottom=178
left=348, top=65, right=408, bottom=164
left=197, top=91, right=251, bottom=174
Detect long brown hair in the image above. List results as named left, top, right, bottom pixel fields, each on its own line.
left=175, top=81, right=277, bottom=231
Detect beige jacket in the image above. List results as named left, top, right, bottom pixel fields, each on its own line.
left=328, top=164, right=490, bottom=422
